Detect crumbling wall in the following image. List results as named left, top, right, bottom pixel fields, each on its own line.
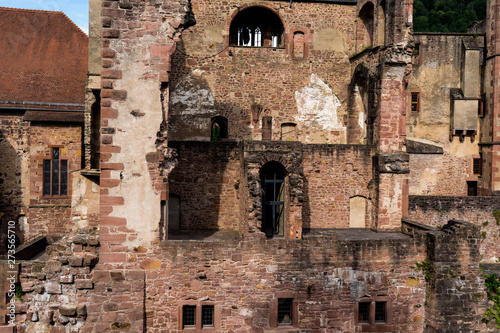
left=408, top=195, right=500, bottom=262
left=168, top=0, right=355, bottom=144
left=424, top=220, right=489, bottom=332
left=14, top=231, right=99, bottom=333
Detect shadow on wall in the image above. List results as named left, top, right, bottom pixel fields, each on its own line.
left=0, top=123, right=25, bottom=254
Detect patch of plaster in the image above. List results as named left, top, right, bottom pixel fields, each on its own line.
left=295, top=74, right=343, bottom=131
left=170, top=69, right=216, bottom=116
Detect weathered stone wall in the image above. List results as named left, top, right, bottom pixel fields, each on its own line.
left=302, top=144, right=373, bottom=229
left=408, top=195, right=500, bottom=262
left=89, top=232, right=428, bottom=332
left=168, top=0, right=356, bottom=144
left=14, top=231, right=99, bottom=333
left=0, top=113, right=30, bottom=224
left=407, top=34, right=484, bottom=196
left=168, top=141, right=242, bottom=231
left=26, top=123, right=83, bottom=241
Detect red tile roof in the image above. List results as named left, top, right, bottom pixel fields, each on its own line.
left=0, top=7, right=88, bottom=110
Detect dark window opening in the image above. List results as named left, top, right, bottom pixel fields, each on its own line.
left=230, top=7, right=284, bottom=48
left=358, top=302, right=370, bottom=323
left=478, top=93, right=485, bottom=117
left=411, top=92, right=420, bottom=113
left=43, top=148, right=68, bottom=197
left=467, top=181, right=478, bottom=196
left=201, top=305, right=214, bottom=328
left=262, top=116, right=272, bottom=140
left=278, top=298, right=292, bottom=325
left=261, top=162, right=286, bottom=237
left=473, top=158, right=481, bottom=175
left=375, top=302, right=386, bottom=322
left=183, top=305, right=196, bottom=328
left=211, top=116, right=228, bottom=141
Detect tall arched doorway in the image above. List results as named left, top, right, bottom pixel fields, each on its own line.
left=260, top=162, right=286, bottom=237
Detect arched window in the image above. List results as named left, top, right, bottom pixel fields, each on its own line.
left=357, top=3, right=374, bottom=48
left=211, top=116, right=228, bottom=141
left=230, top=7, right=284, bottom=48
left=293, top=32, right=305, bottom=58
left=377, top=2, right=386, bottom=46
left=168, top=194, right=181, bottom=231
left=260, top=162, right=286, bottom=237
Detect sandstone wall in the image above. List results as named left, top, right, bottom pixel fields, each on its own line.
left=408, top=195, right=500, bottom=262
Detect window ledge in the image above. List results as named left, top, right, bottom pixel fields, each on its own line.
left=229, top=45, right=285, bottom=50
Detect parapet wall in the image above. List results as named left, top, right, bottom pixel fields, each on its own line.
left=408, top=195, right=500, bottom=262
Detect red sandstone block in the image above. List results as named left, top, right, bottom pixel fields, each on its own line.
left=102, top=69, right=122, bottom=79
left=100, top=205, right=113, bottom=216
left=102, top=28, right=120, bottom=38
left=101, top=179, right=121, bottom=188
left=149, top=44, right=176, bottom=57
left=111, top=90, right=127, bottom=101
left=100, top=233, right=127, bottom=242
left=101, top=196, right=124, bottom=205
left=100, top=253, right=127, bottom=263
left=101, top=162, right=124, bottom=171
left=101, top=107, right=118, bottom=119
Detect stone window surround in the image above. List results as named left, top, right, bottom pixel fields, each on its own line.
left=178, top=300, right=220, bottom=331
left=269, top=292, right=298, bottom=329
left=41, top=145, right=70, bottom=198
left=355, top=296, right=393, bottom=331
left=408, top=90, right=421, bottom=114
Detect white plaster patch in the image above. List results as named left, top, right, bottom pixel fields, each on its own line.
left=295, top=74, right=343, bottom=131
left=170, top=70, right=216, bottom=116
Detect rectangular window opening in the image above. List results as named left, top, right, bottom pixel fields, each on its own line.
left=277, top=298, right=293, bottom=325
left=358, top=302, right=370, bottom=323
left=183, top=305, right=196, bottom=329
left=411, top=92, right=420, bottom=113
left=43, top=148, right=69, bottom=197
left=473, top=158, right=481, bottom=176
left=201, top=305, right=214, bottom=328
left=375, top=302, right=386, bottom=323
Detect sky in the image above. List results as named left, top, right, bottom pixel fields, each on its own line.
left=1, top=0, right=89, bottom=34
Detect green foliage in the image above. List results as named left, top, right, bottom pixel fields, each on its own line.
left=15, top=283, right=24, bottom=302
left=413, top=0, right=486, bottom=32
left=211, top=124, right=220, bottom=142
left=493, top=210, right=500, bottom=226
left=482, top=273, right=500, bottom=329
left=416, top=261, right=435, bottom=282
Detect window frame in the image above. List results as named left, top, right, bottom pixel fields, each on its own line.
left=42, top=146, right=69, bottom=198
left=410, top=91, right=420, bottom=113
left=473, top=156, right=482, bottom=176
left=178, top=301, right=219, bottom=331
left=270, top=293, right=298, bottom=329
left=355, top=297, right=392, bottom=331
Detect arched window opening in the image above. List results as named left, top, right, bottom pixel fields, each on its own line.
left=358, top=3, right=374, bottom=49
left=260, top=162, right=286, bottom=237
left=377, top=3, right=386, bottom=46
left=348, top=65, right=374, bottom=145
left=211, top=116, right=228, bottom=141
left=293, top=32, right=305, bottom=58
left=230, top=7, right=284, bottom=48
left=349, top=196, right=367, bottom=228
left=281, top=122, right=297, bottom=141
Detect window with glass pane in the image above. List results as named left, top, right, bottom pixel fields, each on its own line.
left=277, top=298, right=292, bottom=325
left=358, top=302, right=369, bottom=323
left=375, top=302, right=386, bottom=322
left=43, top=148, right=68, bottom=196
left=183, top=305, right=196, bottom=328
left=201, top=305, right=214, bottom=327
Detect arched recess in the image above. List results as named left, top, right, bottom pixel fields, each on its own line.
left=260, top=161, right=287, bottom=237
left=348, top=64, right=374, bottom=145
left=357, top=2, right=374, bottom=49
left=377, top=2, right=386, bottom=46
left=211, top=116, right=228, bottom=141
left=349, top=196, right=367, bottom=228
left=229, top=6, right=285, bottom=47
left=293, top=31, right=305, bottom=58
